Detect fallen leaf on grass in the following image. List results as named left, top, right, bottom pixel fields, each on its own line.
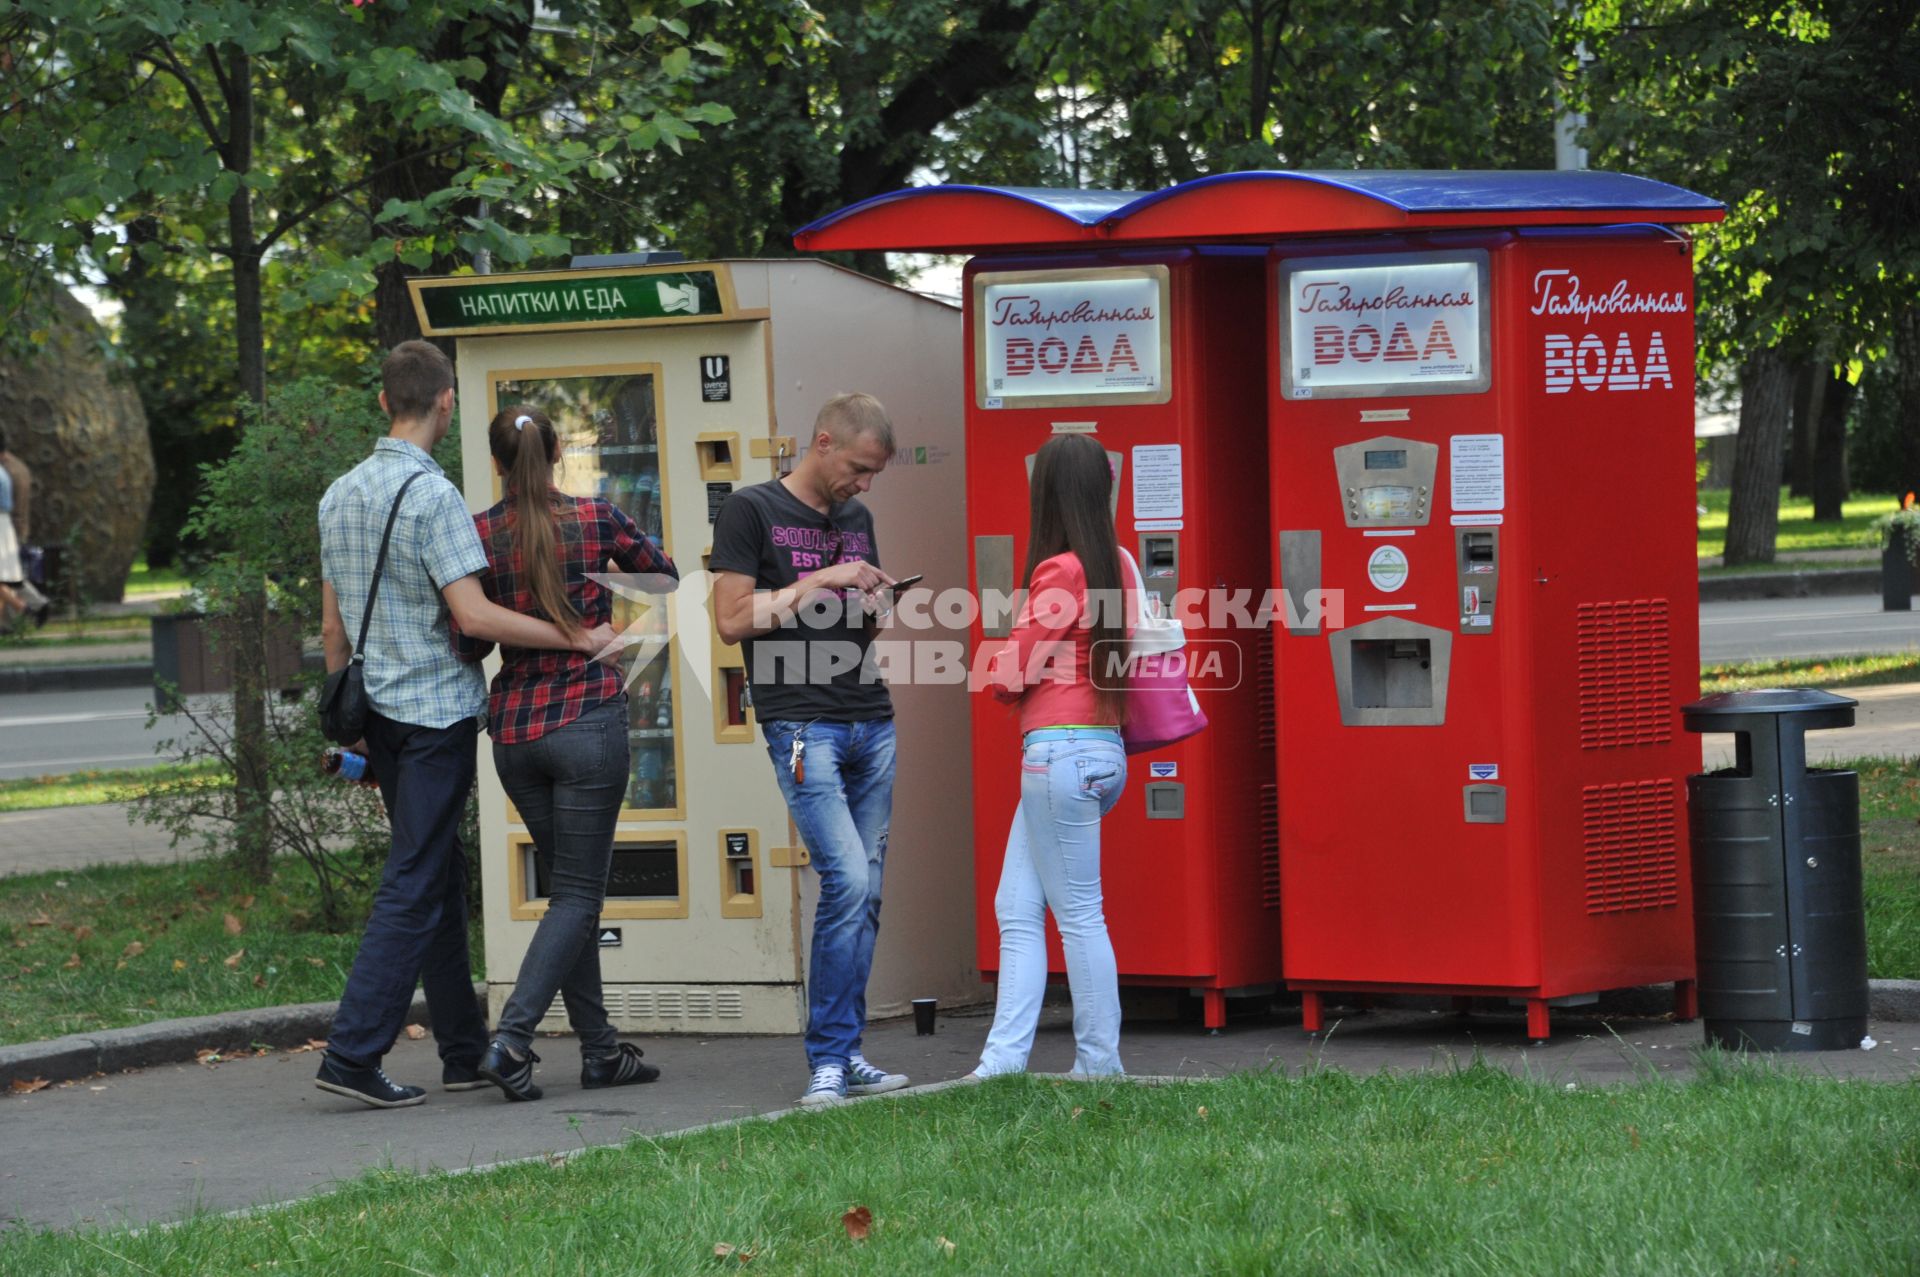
left=306, top=957, right=326, bottom=968
left=195, top=1049, right=224, bottom=1065
left=123, top=941, right=145, bottom=958
left=713, top=1242, right=755, bottom=1263
left=10, top=1078, right=50, bottom=1094
left=223, top=913, right=244, bottom=937
left=1627, top=1124, right=1641, bottom=1150
left=936, top=1237, right=957, bottom=1257
left=841, top=1206, right=872, bottom=1242
left=62, top=953, right=81, bottom=970
left=172, top=959, right=187, bottom=972
left=252, top=974, right=267, bottom=989
left=404, top=1024, right=426, bottom=1041
left=223, top=949, right=245, bottom=970
left=74, top=926, right=93, bottom=942
left=1197, top=1106, right=1209, bottom=1120
left=25, top=912, right=52, bottom=927
left=237, top=895, right=256, bottom=911
left=1071, top=1106, right=1084, bottom=1119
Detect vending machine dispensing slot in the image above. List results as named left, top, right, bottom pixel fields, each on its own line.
left=1329, top=616, right=1452, bottom=726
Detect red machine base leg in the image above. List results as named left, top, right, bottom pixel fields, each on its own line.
left=1301, top=992, right=1324, bottom=1034
left=1526, top=998, right=1551, bottom=1042
left=1203, top=988, right=1227, bottom=1030
left=1673, top=979, right=1699, bottom=1022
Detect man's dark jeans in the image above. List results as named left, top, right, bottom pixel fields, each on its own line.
left=491, top=697, right=629, bottom=1056
left=326, top=712, right=489, bottom=1070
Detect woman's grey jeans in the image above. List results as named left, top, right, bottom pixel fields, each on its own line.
left=491, top=695, right=630, bottom=1055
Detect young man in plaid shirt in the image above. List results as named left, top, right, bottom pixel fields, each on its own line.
left=314, top=341, right=619, bottom=1109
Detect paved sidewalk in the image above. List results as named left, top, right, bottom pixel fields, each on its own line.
left=0, top=802, right=204, bottom=877
left=4, top=1000, right=1916, bottom=1233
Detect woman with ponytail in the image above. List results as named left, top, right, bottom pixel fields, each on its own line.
left=453, top=405, right=678, bottom=1101
left=971, top=432, right=1135, bottom=1079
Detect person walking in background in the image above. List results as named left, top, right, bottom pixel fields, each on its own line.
left=973, top=433, right=1134, bottom=1080
left=0, top=427, right=42, bottom=628
left=314, top=341, right=620, bottom=1110
left=708, top=392, right=909, bottom=1107
left=453, top=405, right=678, bottom=1101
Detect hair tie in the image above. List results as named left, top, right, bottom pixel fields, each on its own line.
left=514, top=414, right=532, bottom=432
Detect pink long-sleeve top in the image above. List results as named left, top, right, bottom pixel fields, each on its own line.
left=988, top=550, right=1135, bottom=735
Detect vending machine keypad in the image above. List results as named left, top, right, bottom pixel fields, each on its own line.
left=1332, top=436, right=1439, bottom=528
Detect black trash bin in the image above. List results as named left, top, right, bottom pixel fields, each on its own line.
left=1682, top=689, right=1869, bottom=1051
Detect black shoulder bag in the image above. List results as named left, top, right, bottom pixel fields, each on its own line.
left=318, top=471, right=427, bottom=745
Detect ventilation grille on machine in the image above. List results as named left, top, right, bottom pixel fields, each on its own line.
left=1576, top=599, right=1673, bottom=749
left=1259, top=783, right=1280, bottom=909
left=1582, top=779, right=1679, bottom=915
left=1255, top=641, right=1276, bottom=750
left=603, top=987, right=746, bottom=1020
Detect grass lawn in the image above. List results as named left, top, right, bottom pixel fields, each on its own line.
left=1697, top=488, right=1900, bottom=560
left=5, top=1067, right=1917, bottom=1273
left=0, top=856, right=478, bottom=1046
left=1856, top=757, right=1920, bottom=980
left=122, top=556, right=191, bottom=598
left=0, top=762, right=227, bottom=814
left=1700, top=652, right=1920, bottom=694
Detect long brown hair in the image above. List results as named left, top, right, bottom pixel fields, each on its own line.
left=1024, top=433, right=1127, bottom=723
left=488, top=405, right=581, bottom=638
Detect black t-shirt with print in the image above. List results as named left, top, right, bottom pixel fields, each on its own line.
left=708, top=478, right=892, bottom=723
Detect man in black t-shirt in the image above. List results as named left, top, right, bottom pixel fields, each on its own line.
left=710, top=392, right=909, bottom=1107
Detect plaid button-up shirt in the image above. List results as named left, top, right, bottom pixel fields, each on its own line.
left=319, top=439, right=489, bottom=729
left=453, top=494, right=677, bottom=744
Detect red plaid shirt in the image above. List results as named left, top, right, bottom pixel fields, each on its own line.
left=452, top=494, right=677, bottom=743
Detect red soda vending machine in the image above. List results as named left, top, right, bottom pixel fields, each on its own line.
left=957, top=247, right=1279, bottom=1027
left=1250, top=188, right=1722, bottom=1039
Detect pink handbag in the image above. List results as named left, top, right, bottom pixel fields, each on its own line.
left=1118, top=549, right=1209, bottom=755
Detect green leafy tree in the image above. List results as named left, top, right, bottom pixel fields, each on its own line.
left=1574, top=1, right=1920, bottom=561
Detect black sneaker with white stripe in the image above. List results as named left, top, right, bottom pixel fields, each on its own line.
left=314, top=1052, right=426, bottom=1109
left=478, top=1039, right=543, bottom=1101
left=581, top=1042, right=660, bottom=1089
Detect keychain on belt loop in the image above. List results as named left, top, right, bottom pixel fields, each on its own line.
left=789, top=718, right=820, bottom=783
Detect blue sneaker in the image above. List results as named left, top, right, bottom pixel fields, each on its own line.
left=846, top=1054, right=909, bottom=1095
left=798, top=1063, right=848, bottom=1107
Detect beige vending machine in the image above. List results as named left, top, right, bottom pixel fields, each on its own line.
left=408, top=258, right=973, bottom=1035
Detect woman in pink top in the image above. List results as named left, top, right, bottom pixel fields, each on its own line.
left=973, top=433, right=1133, bottom=1078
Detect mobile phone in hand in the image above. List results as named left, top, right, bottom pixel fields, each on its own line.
left=889, top=573, right=925, bottom=591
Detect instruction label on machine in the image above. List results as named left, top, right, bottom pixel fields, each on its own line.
left=1449, top=434, right=1505, bottom=511
left=1132, top=445, right=1183, bottom=521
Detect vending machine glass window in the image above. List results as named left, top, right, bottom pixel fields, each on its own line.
left=492, top=367, right=683, bottom=819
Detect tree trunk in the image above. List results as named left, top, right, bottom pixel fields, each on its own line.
left=1787, top=359, right=1817, bottom=497
left=1898, top=303, right=1920, bottom=504
left=221, top=43, right=272, bottom=882
left=1724, top=346, right=1794, bottom=567
left=1811, top=366, right=1853, bottom=522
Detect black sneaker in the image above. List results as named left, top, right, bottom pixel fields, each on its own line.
left=314, top=1052, right=426, bottom=1109
left=581, top=1042, right=660, bottom=1090
left=477, top=1039, right=543, bottom=1101
left=441, top=1058, right=490, bottom=1092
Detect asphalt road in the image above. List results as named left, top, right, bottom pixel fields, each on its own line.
left=0, top=594, right=1912, bottom=780
left=0, top=686, right=225, bottom=781
left=1700, top=594, right=1920, bottom=663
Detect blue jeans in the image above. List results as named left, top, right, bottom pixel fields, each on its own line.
left=491, top=697, right=629, bottom=1056
left=328, top=712, right=490, bottom=1070
left=977, top=728, right=1127, bottom=1077
left=762, top=717, right=896, bottom=1069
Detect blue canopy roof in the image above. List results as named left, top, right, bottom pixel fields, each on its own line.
left=792, top=169, right=1724, bottom=253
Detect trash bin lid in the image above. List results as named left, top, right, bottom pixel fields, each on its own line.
left=1682, top=687, right=1857, bottom=733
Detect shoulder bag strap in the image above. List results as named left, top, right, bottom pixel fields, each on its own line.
left=1118, top=548, right=1150, bottom=628
left=349, top=470, right=428, bottom=664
